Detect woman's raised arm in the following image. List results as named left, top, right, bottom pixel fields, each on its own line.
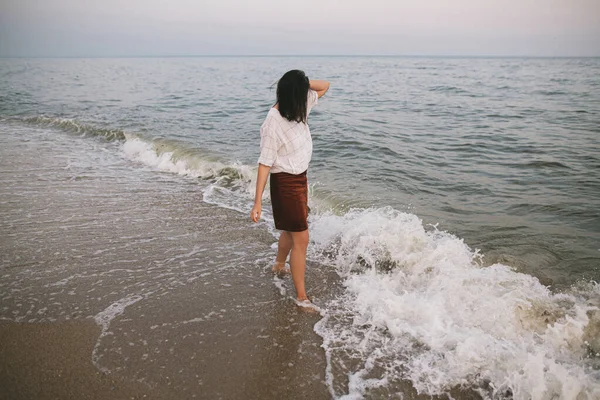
left=309, top=80, right=330, bottom=98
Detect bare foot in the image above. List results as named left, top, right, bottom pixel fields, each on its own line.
left=294, top=298, right=320, bottom=314
left=272, top=262, right=290, bottom=275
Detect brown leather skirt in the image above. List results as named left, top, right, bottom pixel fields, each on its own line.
left=270, top=170, right=308, bottom=232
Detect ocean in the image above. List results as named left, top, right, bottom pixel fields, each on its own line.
left=0, top=56, right=599, bottom=399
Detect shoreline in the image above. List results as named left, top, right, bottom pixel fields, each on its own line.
left=0, top=124, right=332, bottom=399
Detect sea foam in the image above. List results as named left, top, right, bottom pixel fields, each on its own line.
left=92, top=294, right=144, bottom=373
left=310, top=208, right=600, bottom=399
left=122, top=136, right=256, bottom=212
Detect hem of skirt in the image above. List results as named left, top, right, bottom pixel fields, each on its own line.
left=275, top=225, right=308, bottom=232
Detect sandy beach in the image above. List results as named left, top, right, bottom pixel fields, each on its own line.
left=0, top=321, right=155, bottom=400
left=0, top=124, right=331, bottom=399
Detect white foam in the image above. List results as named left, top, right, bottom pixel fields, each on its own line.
left=123, top=136, right=264, bottom=216
left=92, top=294, right=144, bottom=373
left=123, top=136, right=254, bottom=186
left=123, top=137, right=192, bottom=177
left=273, top=275, right=287, bottom=296
left=309, top=207, right=600, bottom=399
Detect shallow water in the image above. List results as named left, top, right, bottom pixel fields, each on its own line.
left=0, top=124, right=331, bottom=399
left=1, top=57, right=599, bottom=399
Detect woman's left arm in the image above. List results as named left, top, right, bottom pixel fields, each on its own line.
left=250, top=163, right=271, bottom=222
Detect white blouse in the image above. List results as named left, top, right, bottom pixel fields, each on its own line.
left=257, top=89, right=318, bottom=174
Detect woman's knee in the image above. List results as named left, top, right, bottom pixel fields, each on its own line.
left=291, top=230, right=309, bottom=249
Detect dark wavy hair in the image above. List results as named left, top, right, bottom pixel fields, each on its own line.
left=277, top=70, right=310, bottom=124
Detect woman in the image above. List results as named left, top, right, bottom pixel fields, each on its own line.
left=250, top=70, right=330, bottom=304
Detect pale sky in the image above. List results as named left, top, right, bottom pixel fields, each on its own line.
left=1, top=0, right=599, bottom=57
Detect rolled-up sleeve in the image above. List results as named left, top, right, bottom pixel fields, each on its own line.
left=307, top=89, right=318, bottom=114
left=257, top=122, right=280, bottom=167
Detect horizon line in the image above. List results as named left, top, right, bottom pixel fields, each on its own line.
left=1, top=54, right=600, bottom=59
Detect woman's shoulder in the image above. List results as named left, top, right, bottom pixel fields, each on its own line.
left=261, top=110, right=282, bottom=132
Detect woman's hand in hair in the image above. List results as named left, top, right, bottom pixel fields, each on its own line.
left=309, top=80, right=330, bottom=98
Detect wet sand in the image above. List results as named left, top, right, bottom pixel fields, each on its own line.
left=0, top=125, right=331, bottom=399
left=0, top=321, right=155, bottom=400
left=0, top=312, right=329, bottom=400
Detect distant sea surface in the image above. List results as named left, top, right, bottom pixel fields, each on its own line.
left=1, top=57, right=599, bottom=399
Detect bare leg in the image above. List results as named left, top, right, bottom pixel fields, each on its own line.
left=289, top=229, right=309, bottom=301
left=273, top=231, right=292, bottom=273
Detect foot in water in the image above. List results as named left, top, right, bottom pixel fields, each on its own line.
left=272, top=261, right=290, bottom=275
left=295, top=297, right=319, bottom=313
